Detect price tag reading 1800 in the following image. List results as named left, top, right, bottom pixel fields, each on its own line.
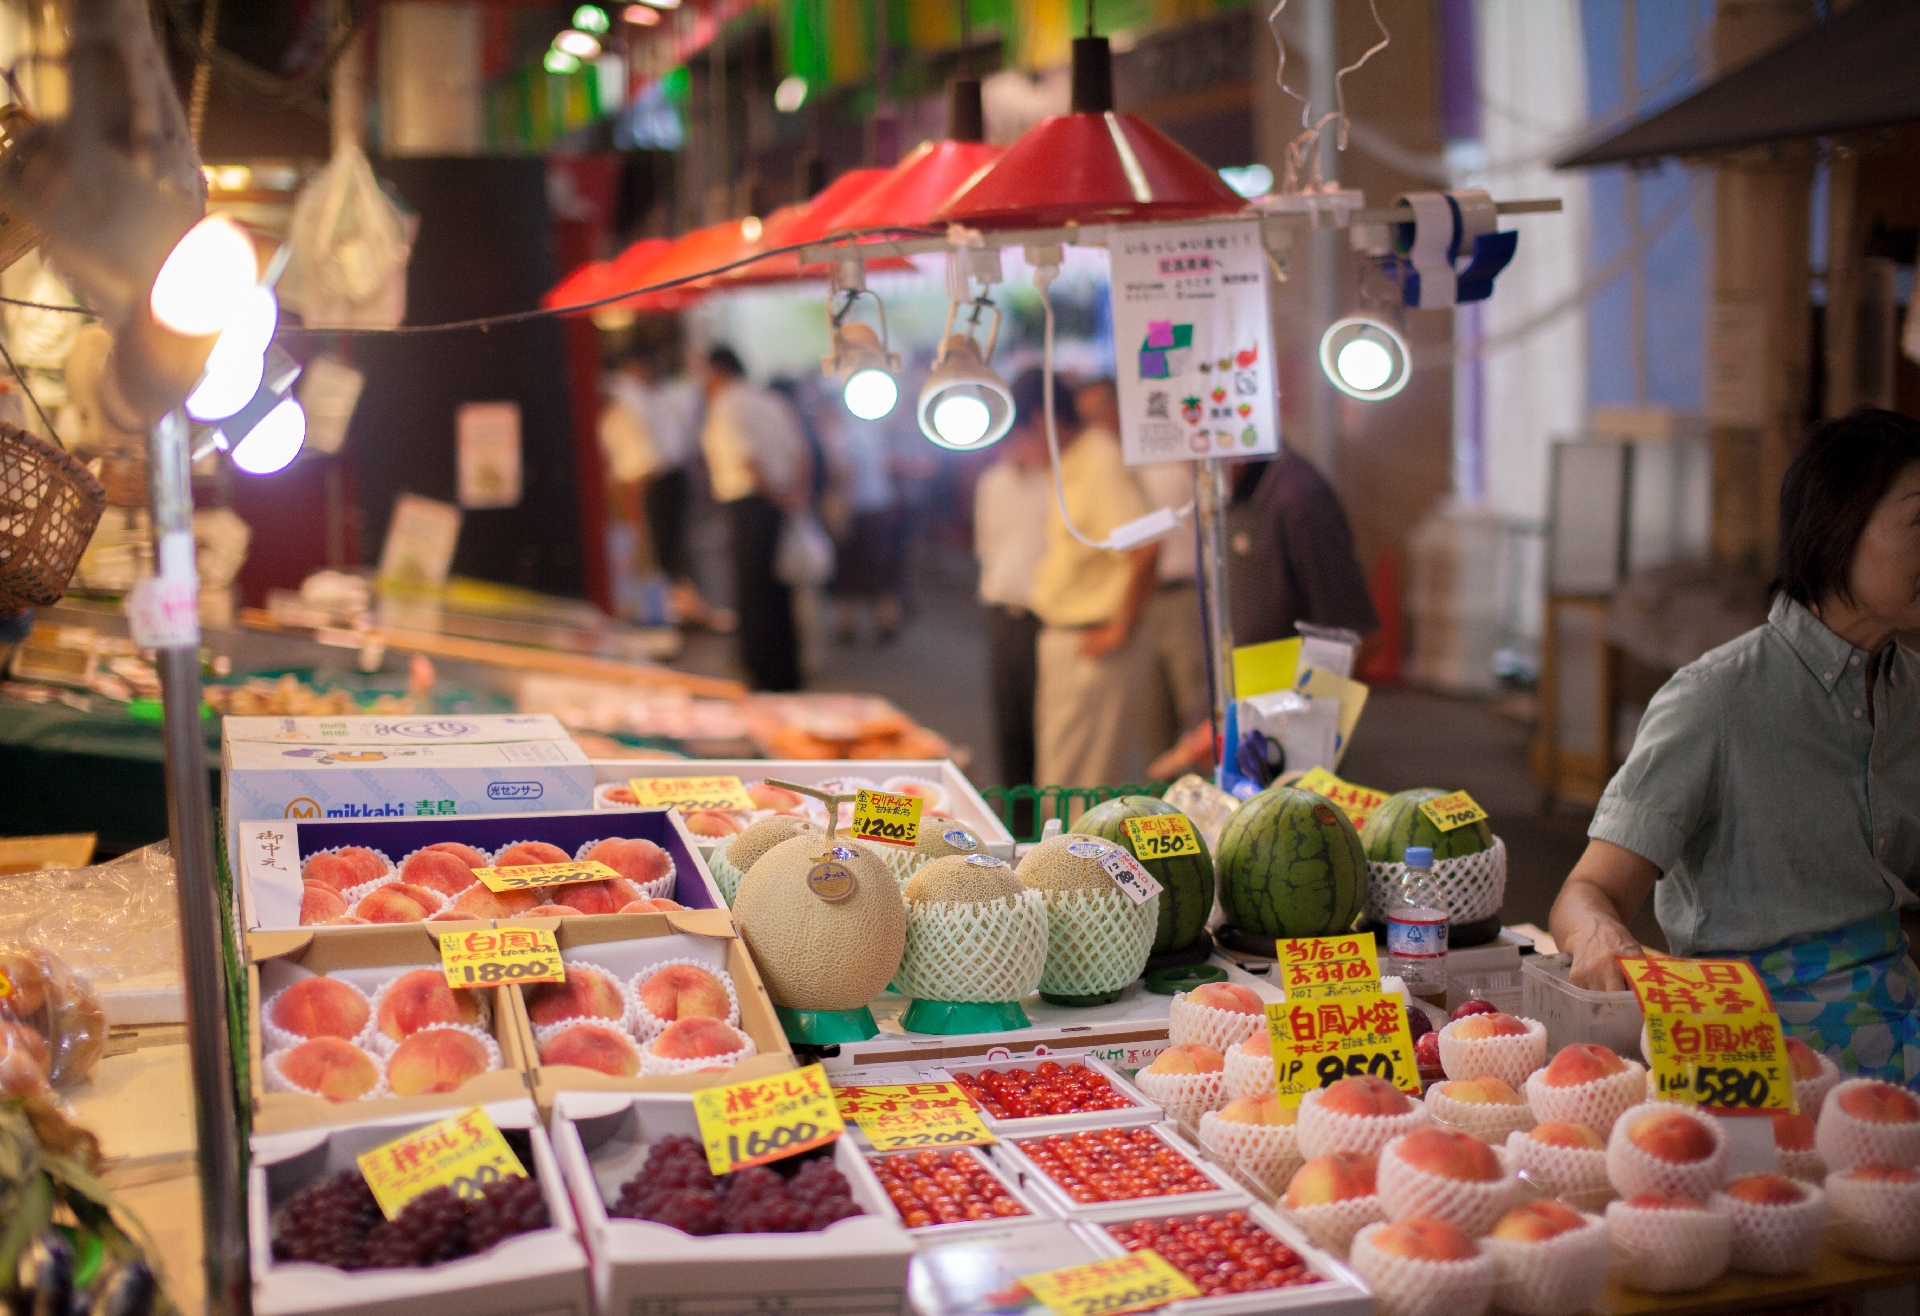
left=1122, top=814, right=1202, bottom=860
left=1646, top=1011, right=1797, bottom=1114
left=693, top=1063, right=845, bottom=1176
left=469, top=859, right=619, bottom=893
left=850, top=789, right=924, bottom=848
left=357, top=1106, right=527, bottom=1220
left=1021, top=1250, right=1200, bottom=1316
left=439, top=926, right=564, bottom=988
left=1265, top=993, right=1420, bottom=1107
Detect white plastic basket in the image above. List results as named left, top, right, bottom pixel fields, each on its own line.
left=1364, top=835, right=1506, bottom=926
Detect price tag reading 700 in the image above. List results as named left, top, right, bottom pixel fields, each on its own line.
left=850, top=789, right=924, bottom=848
left=1266, top=993, right=1420, bottom=1107
left=469, top=859, right=620, bottom=894
left=357, top=1106, right=528, bottom=1220
left=693, top=1063, right=845, bottom=1177
left=439, top=925, right=565, bottom=988
left=1122, top=814, right=1202, bottom=860
left=1021, top=1250, right=1201, bottom=1316
left=1417, top=790, right=1488, bottom=833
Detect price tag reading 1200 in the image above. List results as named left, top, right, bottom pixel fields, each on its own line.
left=1266, top=993, right=1420, bottom=1107
left=850, top=789, right=924, bottom=848
left=469, top=859, right=620, bottom=893
left=1122, top=813, right=1202, bottom=859
left=439, top=926, right=564, bottom=988
left=357, top=1106, right=527, bottom=1220
left=1021, top=1250, right=1200, bottom=1316
left=693, top=1063, right=845, bottom=1176
left=627, top=775, right=757, bottom=812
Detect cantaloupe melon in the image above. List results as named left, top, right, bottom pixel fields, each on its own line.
left=904, top=854, right=1023, bottom=904
left=896, top=855, right=1047, bottom=1009
left=1014, top=834, right=1158, bottom=1002
left=733, top=834, right=905, bottom=1011
left=915, top=823, right=985, bottom=861
left=711, top=815, right=822, bottom=904
left=1016, top=834, right=1124, bottom=893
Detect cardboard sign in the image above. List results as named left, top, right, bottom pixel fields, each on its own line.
left=1266, top=994, right=1420, bottom=1107
left=1646, top=1011, right=1797, bottom=1114
left=834, top=1082, right=996, bottom=1151
left=627, top=775, right=757, bottom=813
left=1231, top=637, right=1301, bottom=700
left=439, top=925, right=564, bottom=988
left=1278, top=934, right=1381, bottom=1001
left=1021, top=1250, right=1200, bottom=1316
left=1093, top=844, right=1163, bottom=906
left=1618, top=957, right=1774, bottom=1017
left=1294, top=767, right=1390, bottom=830
left=1417, top=790, right=1488, bottom=833
left=1122, top=813, right=1202, bottom=860
left=850, top=789, right=923, bottom=847
left=468, top=859, right=620, bottom=893
left=357, top=1106, right=527, bottom=1220
left=692, top=1063, right=844, bottom=1176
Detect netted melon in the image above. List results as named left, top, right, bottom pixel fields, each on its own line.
left=877, top=819, right=988, bottom=886
left=896, top=855, right=1047, bottom=1005
left=710, top=815, right=821, bottom=904
left=733, top=834, right=905, bottom=1012
left=904, top=854, right=1023, bottom=904
left=1015, top=834, right=1158, bottom=1002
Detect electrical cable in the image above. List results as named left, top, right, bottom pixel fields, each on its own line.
left=0, top=332, right=60, bottom=443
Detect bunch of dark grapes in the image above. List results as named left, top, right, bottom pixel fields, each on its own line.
left=272, top=1172, right=549, bottom=1269
left=607, top=1136, right=865, bottom=1236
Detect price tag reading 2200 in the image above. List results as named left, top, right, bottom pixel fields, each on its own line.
left=693, top=1063, right=845, bottom=1176
left=851, top=789, right=923, bottom=848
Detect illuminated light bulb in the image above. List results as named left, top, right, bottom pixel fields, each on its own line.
left=554, top=29, right=601, bottom=58
left=916, top=331, right=1014, bottom=450
left=149, top=215, right=257, bottom=337
left=231, top=398, right=306, bottom=475
left=931, top=394, right=991, bottom=448
left=774, top=75, right=808, bottom=113
left=1319, top=316, right=1411, bottom=401
left=623, top=5, right=659, bottom=24
left=186, top=345, right=264, bottom=422
left=740, top=215, right=763, bottom=242
left=1335, top=338, right=1393, bottom=393
left=843, top=367, right=898, bottom=421
left=573, top=4, right=611, bottom=33
left=544, top=48, right=581, bottom=74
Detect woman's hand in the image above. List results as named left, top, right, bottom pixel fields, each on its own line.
left=1550, top=839, right=1660, bottom=992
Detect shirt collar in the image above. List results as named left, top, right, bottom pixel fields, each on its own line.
left=1769, top=594, right=1863, bottom=692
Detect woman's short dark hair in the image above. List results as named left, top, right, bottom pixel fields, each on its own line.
left=1774, top=407, right=1920, bottom=607
left=1010, top=368, right=1077, bottom=431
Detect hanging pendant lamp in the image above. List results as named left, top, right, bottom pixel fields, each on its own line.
left=833, top=79, right=1003, bottom=233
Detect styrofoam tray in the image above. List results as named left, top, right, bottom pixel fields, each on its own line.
left=927, top=1054, right=1163, bottom=1136
left=862, top=1144, right=1056, bottom=1237
left=990, top=1121, right=1250, bottom=1221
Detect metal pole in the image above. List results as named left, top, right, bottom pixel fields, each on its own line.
left=146, top=407, right=245, bottom=1316
left=1195, top=458, right=1236, bottom=745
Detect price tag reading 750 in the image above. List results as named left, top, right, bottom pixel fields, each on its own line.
left=439, top=925, right=565, bottom=988
left=1266, top=993, right=1420, bottom=1107
left=693, top=1063, right=845, bottom=1176
left=850, top=789, right=923, bottom=848
left=1122, top=814, right=1202, bottom=860
left=1021, top=1250, right=1200, bottom=1316
left=469, top=859, right=620, bottom=893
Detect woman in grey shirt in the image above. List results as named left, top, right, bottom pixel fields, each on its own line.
left=1551, top=409, right=1920, bottom=1089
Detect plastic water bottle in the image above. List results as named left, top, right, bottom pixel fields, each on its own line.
left=1387, top=845, right=1449, bottom=1005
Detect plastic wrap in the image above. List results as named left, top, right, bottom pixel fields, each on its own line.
left=0, top=843, right=180, bottom=989
left=0, top=942, right=108, bottom=1096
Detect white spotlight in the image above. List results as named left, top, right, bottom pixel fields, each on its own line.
left=774, top=75, right=808, bottom=113
left=231, top=398, right=307, bottom=475
left=824, top=320, right=900, bottom=420
left=917, top=333, right=1013, bottom=451
left=554, top=29, right=602, bottom=58
left=1319, top=316, right=1411, bottom=401
left=149, top=215, right=257, bottom=337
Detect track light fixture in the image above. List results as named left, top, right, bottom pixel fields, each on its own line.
left=1319, top=315, right=1410, bottom=401
left=821, top=263, right=901, bottom=421
left=917, top=247, right=1014, bottom=450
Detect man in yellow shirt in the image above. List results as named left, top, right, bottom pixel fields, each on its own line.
left=1023, top=371, right=1157, bottom=787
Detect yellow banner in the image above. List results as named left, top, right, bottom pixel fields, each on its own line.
left=440, top=925, right=564, bottom=988
left=1266, top=993, right=1420, bottom=1107
left=1417, top=790, right=1488, bottom=833
left=1645, top=1010, right=1797, bottom=1114
left=693, top=1063, right=844, bottom=1176
left=357, top=1107, right=527, bottom=1220
left=1294, top=767, right=1390, bottom=830
left=470, top=859, right=619, bottom=893
left=1123, top=813, right=1202, bottom=860
left=628, top=774, right=757, bottom=812
left=1277, top=934, right=1381, bottom=1001
left=1618, top=956, right=1775, bottom=1017
left=834, top=1082, right=996, bottom=1151
left=851, top=788, right=923, bottom=848
left=1021, top=1250, right=1200, bottom=1316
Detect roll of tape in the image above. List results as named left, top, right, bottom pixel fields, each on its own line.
left=1397, top=192, right=1458, bottom=308
left=1450, top=187, right=1498, bottom=247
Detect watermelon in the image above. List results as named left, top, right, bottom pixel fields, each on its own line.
left=1360, top=788, right=1493, bottom=864
left=1215, top=785, right=1366, bottom=938
left=1076, top=795, right=1213, bottom=954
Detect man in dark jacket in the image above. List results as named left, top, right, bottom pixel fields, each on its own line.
left=1225, top=448, right=1378, bottom=644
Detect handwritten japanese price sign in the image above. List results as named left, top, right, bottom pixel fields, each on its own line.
left=1277, top=935, right=1381, bottom=1001
left=693, top=1063, right=844, bottom=1176
left=1095, top=845, right=1162, bottom=906
left=1265, top=993, right=1420, bottom=1107
left=627, top=775, right=757, bottom=812
left=851, top=789, right=924, bottom=848
left=1294, top=767, right=1390, bottom=830
left=469, top=858, right=620, bottom=893
left=356, top=1106, right=527, bottom=1220
left=1020, top=1250, right=1200, bottom=1316
left=1122, top=813, right=1202, bottom=860
left=1646, top=1011, right=1797, bottom=1114
left=1416, top=790, right=1488, bottom=833
left=439, top=925, right=563, bottom=988
left=833, top=1082, right=996, bottom=1150
left=1618, top=957, right=1774, bottom=1017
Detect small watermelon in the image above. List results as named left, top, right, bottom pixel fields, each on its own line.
left=1360, top=788, right=1493, bottom=863
left=1216, top=786, right=1366, bottom=938
left=1076, top=795, right=1213, bottom=954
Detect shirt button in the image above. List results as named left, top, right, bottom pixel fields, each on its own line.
left=1854, top=708, right=1864, bottom=718
left=1851, top=655, right=1862, bottom=666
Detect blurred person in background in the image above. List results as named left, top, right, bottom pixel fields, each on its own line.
left=1226, top=446, right=1378, bottom=645
left=823, top=407, right=905, bottom=645
left=974, top=387, right=1056, bottom=788
left=702, top=347, right=810, bottom=691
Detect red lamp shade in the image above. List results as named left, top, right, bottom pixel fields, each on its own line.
left=623, top=223, right=753, bottom=312
left=719, top=168, right=914, bottom=287
left=541, top=237, right=672, bottom=314
left=832, top=139, right=1004, bottom=232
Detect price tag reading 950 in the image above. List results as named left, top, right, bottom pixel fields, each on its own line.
left=1277, top=935, right=1381, bottom=1001
left=693, top=1063, right=845, bottom=1176
left=1020, top=1250, right=1200, bottom=1316
left=439, top=925, right=564, bottom=988
left=850, top=789, right=924, bottom=848
left=1416, top=790, right=1488, bottom=833
left=1265, top=993, right=1420, bottom=1107
left=627, top=775, right=757, bottom=813
left=1646, top=1011, right=1797, bottom=1114
left=357, top=1106, right=527, bottom=1220
left=1122, top=813, right=1202, bottom=860
left=469, top=859, right=620, bottom=893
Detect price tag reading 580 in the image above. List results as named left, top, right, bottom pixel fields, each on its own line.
left=693, top=1063, right=845, bottom=1176
left=851, top=789, right=923, bottom=848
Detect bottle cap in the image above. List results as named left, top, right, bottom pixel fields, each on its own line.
left=1403, top=846, right=1434, bottom=867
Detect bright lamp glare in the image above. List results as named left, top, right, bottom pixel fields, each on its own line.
left=543, top=48, right=581, bottom=74
left=1335, top=338, right=1393, bottom=393
left=623, top=4, right=659, bottom=23
left=931, top=394, right=992, bottom=447
left=231, top=398, right=306, bottom=475
left=573, top=5, right=611, bottom=33
left=150, top=216, right=257, bottom=337
left=774, top=75, right=808, bottom=113
left=186, top=345, right=264, bottom=422
left=554, top=29, right=601, bottom=58
left=843, top=367, right=898, bottom=421
left=1319, top=316, right=1410, bottom=401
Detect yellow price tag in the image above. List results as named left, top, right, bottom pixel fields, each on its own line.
left=1618, top=956, right=1775, bottom=1017
left=439, top=925, right=564, bottom=988
left=1417, top=790, right=1488, bottom=833
left=1266, top=993, right=1420, bottom=1108
left=1122, top=813, right=1202, bottom=860
left=833, top=1082, right=997, bottom=1150
left=692, top=1063, right=844, bottom=1176
left=469, top=859, right=619, bottom=893
left=1645, top=1011, right=1797, bottom=1114
left=0, top=970, right=11, bottom=1000
left=1294, top=767, right=1391, bottom=830
left=356, top=1106, right=527, bottom=1220
left=850, top=788, right=923, bottom=848
left=627, top=775, right=757, bottom=812
left=1020, top=1249, right=1200, bottom=1316
left=1277, top=934, right=1381, bottom=1001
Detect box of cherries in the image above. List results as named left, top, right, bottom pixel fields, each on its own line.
left=931, top=1056, right=1163, bottom=1136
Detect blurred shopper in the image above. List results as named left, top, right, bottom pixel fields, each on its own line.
left=1027, top=371, right=1156, bottom=788
left=702, top=347, right=810, bottom=691
left=1226, top=447, right=1378, bottom=644
left=823, top=410, right=904, bottom=645
left=974, top=398, right=1055, bottom=787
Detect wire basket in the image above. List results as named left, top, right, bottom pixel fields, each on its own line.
left=0, top=421, right=108, bottom=613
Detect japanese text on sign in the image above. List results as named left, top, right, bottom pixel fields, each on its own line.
left=627, top=775, right=757, bottom=813
left=1278, top=935, right=1381, bottom=1001
left=1122, top=814, right=1202, bottom=860
left=693, top=1063, right=844, bottom=1176
left=1645, top=1011, right=1797, bottom=1114
left=1266, top=993, right=1420, bottom=1107
left=1294, top=767, right=1390, bottom=830
left=1021, top=1250, right=1200, bottom=1316
left=1618, top=957, right=1774, bottom=1017
left=439, top=925, right=564, bottom=988
left=833, top=1082, right=996, bottom=1150
left=1417, top=790, right=1488, bottom=833
left=469, top=859, right=620, bottom=893
left=356, top=1106, right=527, bottom=1220
left=1096, top=845, right=1163, bottom=905
left=851, top=789, right=924, bottom=848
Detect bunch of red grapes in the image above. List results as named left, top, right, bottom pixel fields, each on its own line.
left=272, top=1172, right=548, bottom=1269
left=949, top=1062, right=1138, bottom=1120
left=868, top=1150, right=1031, bottom=1228
left=1016, top=1128, right=1217, bottom=1204
left=608, top=1136, right=864, bottom=1235
left=1108, top=1212, right=1322, bottom=1299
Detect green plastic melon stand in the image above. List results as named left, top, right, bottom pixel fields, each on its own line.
left=776, top=1004, right=880, bottom=1044
left=1144, top=963, right=1228, bottom=996
left=1040, top=987, right=1128, bottom=1007
left=899, top=998, right=1031, bottom=1034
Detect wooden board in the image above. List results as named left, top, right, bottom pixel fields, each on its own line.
left=1601, top=1248, right=1920, bottom=1315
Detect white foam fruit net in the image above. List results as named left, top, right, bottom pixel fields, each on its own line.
left=1712, top=1182, right=1827, bottom=1275
left=1793, top=1050, right=1842, bottom=1118
left=522, top=960, right=637, bottom=1036
left=1603, top=1198, right=1731, bottom=1293
left=1036, top=887, right=1158, bottom=997
left=627, top=958, right=741, bottom=1038
left=1169, top=994, right=1266, bottom=1052
left=1482, top=1212, right=1611, bottom=1316
left=1523, top=1063, right=1646, bottom=1141
left=878, top=844, right=931, bottom=887
left=1425, top=1084, right=1535, bottom=1145
left=1815, top=1080, right=1920, bottom=1172
left=384, top=1023, right=502, bottom=1085
left=1605, top=1103, right=1727, bottom=1200
left=1364, top=835, right=1507, bottom=926
left=707, top=835, right=745, bottom=905
left=1777, top=1147, right=1827, bottom=1184
left=1297, top=1088, right=1433, bottom=1160
left=1504, top=1131, right=1612, bottom=1209
left=1225, top=1037, right=1277, bottom=1100
left=894, top=890, right=1048, bottom=1003
left=262, top=1042, right=393, bottom=1101
left=1824, top=1169, right=1920, bottom=1262
left=1348, top=1222, right=1497, bottom=1316
left=1134, top=1067, right=1228, bottom=1127
left=1438, top=1018, right=1547, bottom=1089
left=1376, top=1135, right=1520, bottom=1235
left=1198, top=1112, right=1302, bottom=1195
left=1284, top=1195, right=1385, bottom=1258
left=641, top=1026, right=757, bottom=1076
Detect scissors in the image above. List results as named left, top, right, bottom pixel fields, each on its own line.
left=1235, top=729, right=1285, bottom=787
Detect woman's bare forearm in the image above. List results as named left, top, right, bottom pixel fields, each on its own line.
left=1550, top=840, right=1659, bottom=991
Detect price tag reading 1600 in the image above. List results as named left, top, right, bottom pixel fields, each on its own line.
left=693, top=1063, right=845, bottom=1176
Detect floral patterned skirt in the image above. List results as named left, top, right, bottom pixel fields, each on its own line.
left=1747, top=911, right=1920, bottom=1091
